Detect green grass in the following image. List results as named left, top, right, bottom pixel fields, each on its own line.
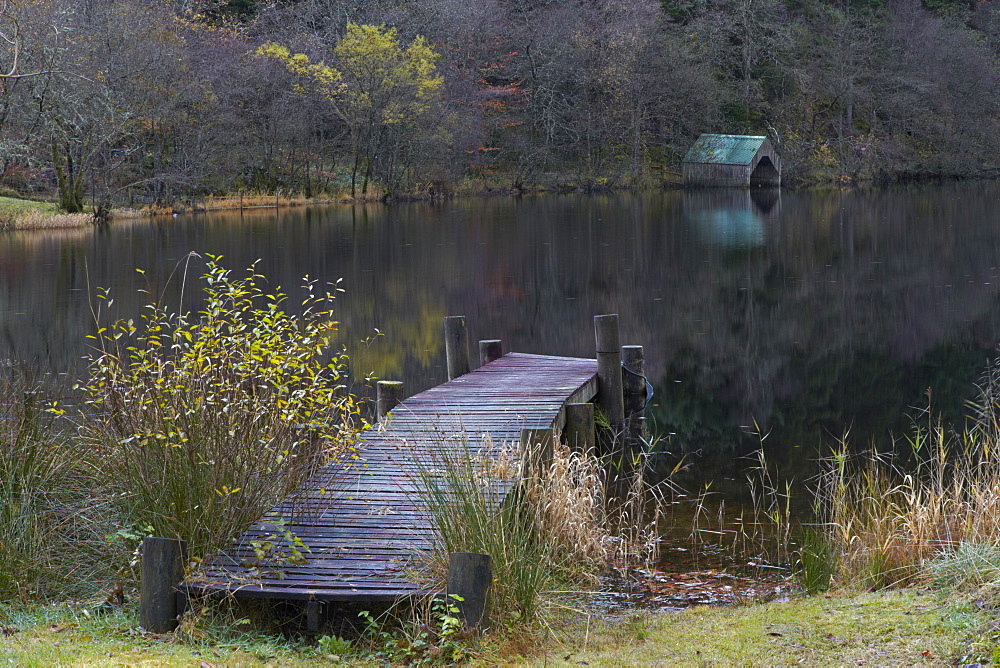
left=532, top=589, right=985, bottom=666
left=0, top=196, right=61, bottom=215
left=1, top=589, right=991, bottom=666
left=0, top=603, right=335, bottom=667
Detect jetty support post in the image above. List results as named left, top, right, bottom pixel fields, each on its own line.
left=520, top=427, right=554, bottom=475
left=621, top=345, right=646, bottom=443
left=447, top=552, right=492, bottom=631
left=594, top=314, right=625, bottom=432
left=479, top=339, right=503, bottom=366
left=444, top=316, right=470, bottom=380
left=140, top=536, right=187, bottom=633
left=376, top=380, right=404, bottom=420
left=564, top=403, right=595, bottom=456
left=306, top=599, right=324, bottom=632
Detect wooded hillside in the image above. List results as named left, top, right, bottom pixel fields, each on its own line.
left=1, top=0, right=997, bottom=206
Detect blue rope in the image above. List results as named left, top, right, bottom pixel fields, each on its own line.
left=621, top=362, right=654, bottom=413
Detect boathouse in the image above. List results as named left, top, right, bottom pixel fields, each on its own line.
left=682, top=134, right=781, bottom=187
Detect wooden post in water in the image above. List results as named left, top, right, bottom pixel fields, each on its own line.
left=376, top=380, right=404, bottom=420
left=479, top=339, right=503, bottom=366
left=444, top=316, right=470, bottom=380
left=447, top=552, right=492, bottom=630
left=564, top=403, right=595, bottom=455
left=140, top=537, right=187, bottom=633
left=594, top=314, right=625, bottom=430
left=621, top=345, right=646, bottom=442
left=520, top=427, right=554, bottom=473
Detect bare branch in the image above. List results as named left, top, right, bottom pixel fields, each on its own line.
left=0, top=1, right=92, bottom=93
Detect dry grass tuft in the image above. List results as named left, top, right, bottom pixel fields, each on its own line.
left=414, top=433, right=664, bottom=625
left=202, top=192, right=315, bottom=210
left=529, top=442, right=612, bottom=570
left=109, top=207, right=147, bottom=219
left=1, top=211, right=94, bottom=230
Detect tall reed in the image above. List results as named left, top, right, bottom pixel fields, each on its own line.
left=413, top=433, right=658, bottom=626
left=818, top=363, right=1000, bottom=590
left=0, top=371, right=107, bottom=598
left=1, top=211, right=94, bottom=230
left=0, top=374, right=59, bottom=597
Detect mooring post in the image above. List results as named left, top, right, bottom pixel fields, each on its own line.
left=444, top=316, right=470, bottom=380
left=621, top=345, right=646, bottom=442
left=376, top=380, right=404, bottom=420
left=447, top=552, right=492, bottom=630
left=479, top=339, right=503, bottom=366
left=564, top=403, right=595, bottom=456
left=594, top=314, right=625, bottom=430
left=520, top=427, right=554, bottom=473
left=140, top=536, right=187, bottom=633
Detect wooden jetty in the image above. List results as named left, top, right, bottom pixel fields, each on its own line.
left=186, top=352, right=599, bottom=602
left=162, top=315, right=646, bottom=631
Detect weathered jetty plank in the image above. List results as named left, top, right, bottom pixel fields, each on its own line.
left=186, top=352, right=598, bottom=602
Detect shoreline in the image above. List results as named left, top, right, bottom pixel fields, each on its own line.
left=2, top=170, right=995, bottom=231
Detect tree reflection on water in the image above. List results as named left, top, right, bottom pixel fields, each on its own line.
left=1, top=182, right=998, bottom=491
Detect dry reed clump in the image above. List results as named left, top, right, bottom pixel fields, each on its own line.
left=415, top=433, right=662, bottom=625
left=2, top=211, right=94, bottom=230
left=819, top=363, right=1000, bottom=591
left=819, top=435, right=995, bottom=589
left=526, top=442, right=610, bottom=570
left=110, top=207, right=147, bottom=219
left=202, top=192, right=314, bottom=210
left=528, top=441, right=663, bottom=572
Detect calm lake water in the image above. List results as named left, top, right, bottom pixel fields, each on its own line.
left=2, top=183, right=1000, bottom=494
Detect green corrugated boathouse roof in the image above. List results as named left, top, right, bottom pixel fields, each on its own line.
left=683, top=134, right=767, bottom=166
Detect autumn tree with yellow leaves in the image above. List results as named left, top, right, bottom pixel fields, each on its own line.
left=259, top=23, right=446, bottom=198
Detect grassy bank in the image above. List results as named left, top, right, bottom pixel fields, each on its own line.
left=0, top=588, right=990, bottom=665
left=146, top=192, right=343, bottom=215
left=0, top=196, right=94, bottom=230
left=534, top=588, right=985, bottom=666
left=0, top=603, right=326, bottom=667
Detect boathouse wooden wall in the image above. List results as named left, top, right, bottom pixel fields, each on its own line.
left=682, top=162, right=753, bottom=188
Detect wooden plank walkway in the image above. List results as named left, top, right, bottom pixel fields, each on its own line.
left=187, top=352, right=598, bottom=602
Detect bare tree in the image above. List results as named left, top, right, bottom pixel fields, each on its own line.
left=0, top=0, right=51, bottom=91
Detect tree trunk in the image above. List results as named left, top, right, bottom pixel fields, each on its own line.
left=52, top=140, right=84, bottom=213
